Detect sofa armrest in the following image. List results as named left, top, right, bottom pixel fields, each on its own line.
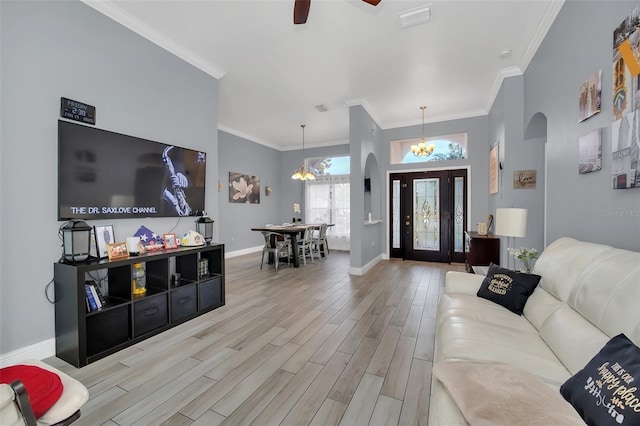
left=444, top=271, right=485, bottom=295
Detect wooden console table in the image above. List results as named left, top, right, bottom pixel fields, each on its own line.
left=464, top=231, right=500, bottom=273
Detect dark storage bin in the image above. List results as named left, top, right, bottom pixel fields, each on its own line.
left=199, top=277, right=222, bottom=311
left=134, top=294, right=168, bottom=337
left=171, top=285, right=197, bottom=322
left=86, top=305, right=130, bottom=357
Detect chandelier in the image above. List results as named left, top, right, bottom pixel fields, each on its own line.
left=410, top=106, right=436, bottom=157
left=292, top=124, right=315, bottom=180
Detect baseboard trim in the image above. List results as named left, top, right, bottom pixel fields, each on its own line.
left=0, top=338, right=55, bottom=367
left=349, top=254, right=383, bottom=276
left=225, top=245, right=263, bottom=258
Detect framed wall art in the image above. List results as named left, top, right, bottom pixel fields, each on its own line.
left=229, top=172, right=260, bottom=204
left=513, top=170, right=537, bottom=189
left=579, top=129, right=603, bottom=174
left=612, top=6, right=640, bottom=189
left=489, top=144, right=499, bottom=194
left=578, top=70, right=602, bottom=122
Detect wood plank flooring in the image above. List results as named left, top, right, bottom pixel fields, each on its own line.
left=46, top=251, right=464, bottom=425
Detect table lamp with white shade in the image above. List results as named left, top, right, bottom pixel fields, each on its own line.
left=495, top=208, right=528, bottom=270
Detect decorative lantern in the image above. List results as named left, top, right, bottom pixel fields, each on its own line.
left=195, top=212, right=214, bottom=245
left=61, top=220, right=93, bottom=263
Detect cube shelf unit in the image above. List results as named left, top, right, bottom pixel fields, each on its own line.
left=54, top=243, right=225, bottom=367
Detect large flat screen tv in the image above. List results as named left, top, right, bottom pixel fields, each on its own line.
left=58, top=120, right=206, bottom=220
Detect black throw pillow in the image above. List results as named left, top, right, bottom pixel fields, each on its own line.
left=560, top=334, right=640, bottom=426
left=476, top=263, right=541, bottom=315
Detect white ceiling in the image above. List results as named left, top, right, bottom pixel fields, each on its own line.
left=84, top=0, right=564, bottom=150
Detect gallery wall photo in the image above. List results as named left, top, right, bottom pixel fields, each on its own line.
left=612, top=6, right=640, bottom=189
left=229, top=172, right=260, bottom=204
left=579, top=70, right=602, bottom=123
left=579, top=129, right=603, bottom=174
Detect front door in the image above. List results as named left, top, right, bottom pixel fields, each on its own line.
left=390, top=170, right=467, bottom=263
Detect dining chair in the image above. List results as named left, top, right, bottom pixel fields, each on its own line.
left=296, top=227, right=315, bottom=266
left=260, top=231, right=291, bottom=272
left=312, top=223, right=329, bottom=257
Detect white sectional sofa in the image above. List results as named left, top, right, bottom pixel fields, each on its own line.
left=428, top=237, right=640, bottom=425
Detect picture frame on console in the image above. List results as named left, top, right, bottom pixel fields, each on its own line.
left=94, top=225, right=115, bottom=259
left=163, top=233, right=178, bottom=249
left=106, top=241, right=128, bottom=260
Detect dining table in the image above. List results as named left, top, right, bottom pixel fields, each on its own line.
left=250, top=224, right=331, bottom=268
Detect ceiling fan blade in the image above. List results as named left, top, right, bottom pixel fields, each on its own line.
left=362, top=0, right=381, bottom=5
left=294, top=0, right=311, bottom=25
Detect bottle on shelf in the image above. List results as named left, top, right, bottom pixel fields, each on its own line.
left=132, top=262, right=146, bottom=295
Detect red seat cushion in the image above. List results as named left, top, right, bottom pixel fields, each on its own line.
left=0, top=364, right=64, bottom=418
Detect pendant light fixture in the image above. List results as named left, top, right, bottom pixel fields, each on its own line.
left=410, top=106, right=436, bottom=157
left=291, top=124, right=315, bottom=180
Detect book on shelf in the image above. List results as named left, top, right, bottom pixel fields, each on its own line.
left=85, top=284, right=99, bottom=312
left=87, top=280, right=107, bottom=307
left=89, top=284, right=102, bottom=309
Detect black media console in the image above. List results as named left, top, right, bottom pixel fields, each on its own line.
left=54, top=244, right=225, bottom=367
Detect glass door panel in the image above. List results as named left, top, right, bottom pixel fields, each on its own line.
left=454, top=176, right=464, bottom=253
left=413, top=178, right=440, bottom=251
left=392, top=179, right=400, bottom=249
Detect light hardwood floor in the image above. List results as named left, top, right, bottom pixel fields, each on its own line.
left=46, top=251, right=465, bottom=425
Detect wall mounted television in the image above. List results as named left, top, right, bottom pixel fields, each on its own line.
left=58, top=120, right=206, bottom=220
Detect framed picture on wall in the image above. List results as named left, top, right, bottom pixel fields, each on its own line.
left=229, top=172, right=261, bottom=204
left=612, top=6, right=640, bottom=189
left=578, top=70, right=602, bottom=122
left=579, top=129, right=602, bottom=174
left=489, top=144, right=499, bottom=194
left=513, top=170, right=537, bottom=189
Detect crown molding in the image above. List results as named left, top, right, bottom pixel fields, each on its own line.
left=281, top=138, right=350, bottom=151
left=383, top=109, right=488, bottom=130
left=218, top=125, right=281, bottom=150
left=485, top=66, right=524, bottom=113
left=218, top=126, right=348, bottom=151
left=81, top=0, right=225, bottom=79
left=344, top=97, right=383, bottom=127
left=484, top=1, right=563, bottom=115
left=520, top=0, right=565, bottom=72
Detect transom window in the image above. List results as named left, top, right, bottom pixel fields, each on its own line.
left=307, top=155, right=350, bottom=176
left=390, top=132, right=468, bottom=164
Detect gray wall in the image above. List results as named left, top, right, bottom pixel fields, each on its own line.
left=217, top=131, right=282, bottom=252
left=524, top=0, right=640, bottom=251
left=1, top=1, right=219, bottom=354
left=350, top=105, right=384, bottom=270
left=216, top=129, right=350, bottom=254
left=488, top=76, right=546, bottom=265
